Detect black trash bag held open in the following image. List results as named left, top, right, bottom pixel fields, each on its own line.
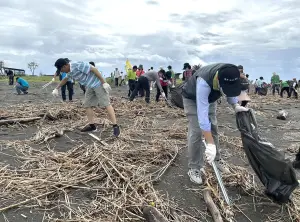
left=236, top=110, right=299, bottom=203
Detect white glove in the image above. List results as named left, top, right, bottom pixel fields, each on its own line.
left=161, top=92, right=166, bottom=98
left=205, top=144, right=216, bottom=164
left=234, top=104, right=249, bottom=113
left=102, top=82, right=111, bottom=93
left=52, top=78, right=55, bottom=82
left=52, top=88, right=59, bottom=97
left=150, top=87, right=153, bottom=91
left=171, top=85, right=175, bottom=88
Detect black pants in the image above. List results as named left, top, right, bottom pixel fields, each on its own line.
left=128, top=79, right=136, bottom=97
left=115, top=78, right=119, bottom=87
left=290, top=87, right=298, bottom=98
left=61, top=81, right=73, bottom=101
left=280, top=87, right=291, bottom=98
left=156, top=85, right=168, bottom=102
left=130, top=76, right=150, bottom=103
left=9, top=76, right=14, bottom=85
left=272, top=84, right=280, bottom=95
left=79, top=83, right=86, bottom=94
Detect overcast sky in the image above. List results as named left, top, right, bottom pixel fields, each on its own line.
left=0, top=0, right=299, bottom=80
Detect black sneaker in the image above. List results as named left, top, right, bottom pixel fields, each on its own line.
left=113, top=125, right=120, bottom=137
left=81, top=124, right=97, bottom=132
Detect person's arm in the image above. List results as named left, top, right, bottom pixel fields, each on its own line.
left=90, top=66, right=106, bottom=84
left=155, top=73, right=164, bottom=92
left=55, top=77, right=68, bottom=89
left=196, top=78, right=214, bottom=144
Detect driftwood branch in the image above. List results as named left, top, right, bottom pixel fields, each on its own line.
left=203, top=189, right=223, bottom=222
left=143, top=206, right=169, bottom=222
left=0, top=117, right=41, bottom=125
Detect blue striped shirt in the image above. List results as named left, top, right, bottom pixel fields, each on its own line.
left=66, top=62, right=101, bottom=88
left=196, top=78, right=238, bottom=131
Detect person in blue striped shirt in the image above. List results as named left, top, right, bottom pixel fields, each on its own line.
left=52, top=58, right=120, bottom=137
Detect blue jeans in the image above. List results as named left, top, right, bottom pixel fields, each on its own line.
left=16, top=85, right=28, bottom=94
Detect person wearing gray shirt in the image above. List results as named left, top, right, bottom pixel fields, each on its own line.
left=129, top=71, right=166, bottom=103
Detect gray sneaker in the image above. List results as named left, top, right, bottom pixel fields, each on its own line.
left=188, top=169, right=203, bottom=184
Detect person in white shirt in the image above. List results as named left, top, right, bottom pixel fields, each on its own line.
left=119, top=71, right=126, bottom=86
left=114, top=68, right=121, bottom=87
left=290, top=78, right=298, bottom=99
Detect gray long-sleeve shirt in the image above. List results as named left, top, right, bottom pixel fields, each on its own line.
left=143, top=71, right=163, bottom=92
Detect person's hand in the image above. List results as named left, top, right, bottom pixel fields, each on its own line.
left=161, top=92, right=166, bottom=98
left=205, top=144, right=216, bottom=164
left=52, top=88, right=59, bottom=97
left=171, top=85, right=175, bottom=88
left=51, top=78, right=55, bottom=82
left=103, top=82, right=111, bottom=93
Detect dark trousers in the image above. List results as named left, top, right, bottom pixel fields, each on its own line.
left=61, top=81, right=73, bottom=101
left=115, top=78, right=119, bottom=87
left=128, top=79, right=136, bottom=97
left=156, top=85, right=168, bottom=102
left=119, top=79, right=125, bottom=86
left=272, top=84, right=280, bottom=95
left=130, top=76, right=150, bottom=103
left=9, top=76, right=14, bottom=85
left=79, top=83, right=86, bottom=94
left=290, top=87, right=298, bottom=98
left=280, top=87, right=291, bottom=98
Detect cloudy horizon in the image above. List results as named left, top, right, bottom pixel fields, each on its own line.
left=0, top=0, right=299, bottom=80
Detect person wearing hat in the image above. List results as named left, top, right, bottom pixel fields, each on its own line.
left=52, top=58, right=75, bottom=102
left=182, top=63, right=193, bottom=82
left=52, top=58, right=120, bottom=137
left=182, top=63, right=248, bottom=184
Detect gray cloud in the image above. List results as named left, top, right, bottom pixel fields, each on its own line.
left=145, top=0, right=159, bottom=5
left=0, top=0, right=300, bottom=79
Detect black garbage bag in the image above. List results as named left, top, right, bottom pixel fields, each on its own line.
left=258, top=87, right=268, bottom=96
left=236, top=110, right=299, bottom=203
left=170, top=83, right=184, bottom=109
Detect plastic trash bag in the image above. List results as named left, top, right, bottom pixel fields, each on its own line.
left=236, top=110, right=299, bottom=203
left=170, top=83, right=184, bottom=109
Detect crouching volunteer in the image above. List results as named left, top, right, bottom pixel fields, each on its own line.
left=182, top=63, right=248, bottom=184
left=52, top=58, right=120, bottom=137
left=155, top=69, right=169, bottom=102
left=129, top=70, right=165, bottom=103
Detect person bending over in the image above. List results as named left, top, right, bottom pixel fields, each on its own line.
left=52, top=58, right=120, bottom=136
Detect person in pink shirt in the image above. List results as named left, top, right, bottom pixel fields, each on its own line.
left=136, top=65, right=145, bottom=97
